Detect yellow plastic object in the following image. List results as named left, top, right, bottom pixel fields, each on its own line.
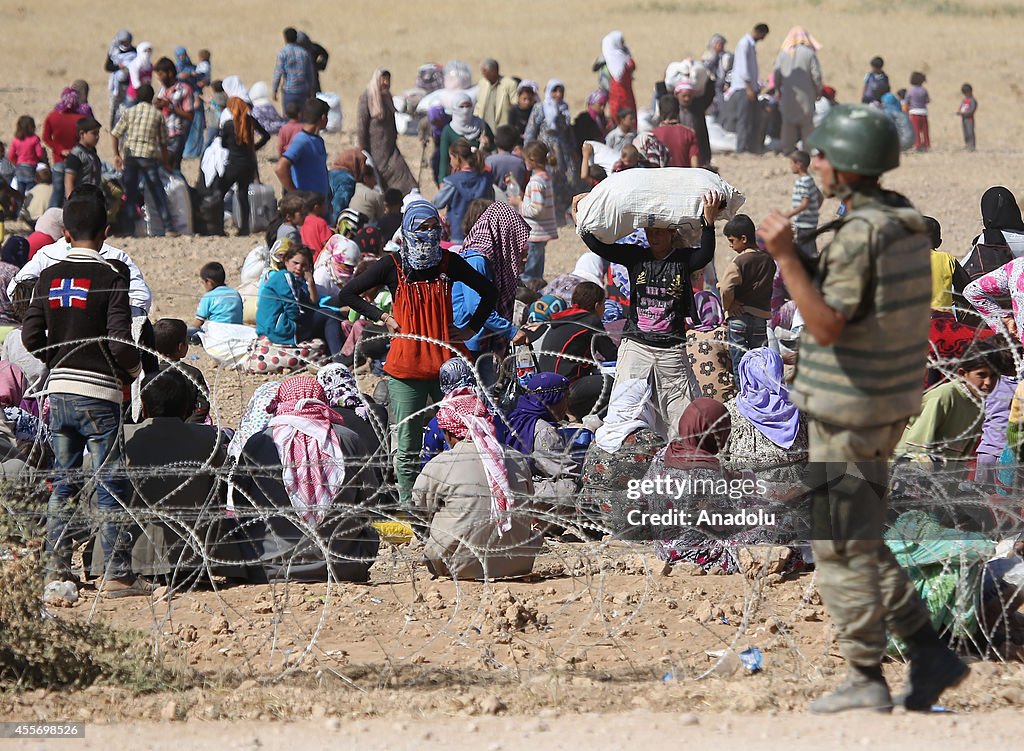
left=371, top=520, right=414, bottom=545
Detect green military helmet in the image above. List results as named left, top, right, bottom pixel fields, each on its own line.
left=806, top=104, right=900, bottom=177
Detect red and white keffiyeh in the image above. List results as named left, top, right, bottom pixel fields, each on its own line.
left=268, top=377, right=347, bottom=527
left=435, top=387, right=514, bottom=536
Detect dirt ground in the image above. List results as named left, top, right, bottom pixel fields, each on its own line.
left=3, top=0, right=1024, bottom=745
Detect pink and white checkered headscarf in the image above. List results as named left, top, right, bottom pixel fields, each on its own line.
left=268, top=377, right=347, bottom=527
left=435, top=387, right=513, bottom=536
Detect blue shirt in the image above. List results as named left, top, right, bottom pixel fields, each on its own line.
left=195, top=285, right=244, bottom=324
left=451, top=251, right=517, bottom=353
left=283, top=130, right=330, bottom=197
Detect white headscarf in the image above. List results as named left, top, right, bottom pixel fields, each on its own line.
left=248, top=81, right=272, bottom=107
left=594, top=379, right=657, bottom=452
left=222, top=75, right=251, bottom=103
left=542, top=79, right=568, bottom=130
left=449, top=91, right=483, bottom=140
left=128, top=42, right=153, bottom=89
left=572, top=252, right=606, bottom=287
left=601, top=31, right=631, bottom=81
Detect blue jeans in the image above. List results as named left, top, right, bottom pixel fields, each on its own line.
left=522, top=241, right=547, bottom=282
left=283, top=90, right=310, bottom=113
left=123, top=156, right=173, bottom=235
left=727, top=313, right=768, bottom=376
left=45, top=394, right=133, bottom=580
left=13, top=164, right=35, bottom=194
left=49, top=162, right=66, bottom=208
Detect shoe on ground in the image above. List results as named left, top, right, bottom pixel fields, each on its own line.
left=898, top=645, right=970, bottom=712
left=165, top=230, right=181, bottom=238
left=99, top=576, right=154, bottom=599
left=809, top=668, right=893, bottom=714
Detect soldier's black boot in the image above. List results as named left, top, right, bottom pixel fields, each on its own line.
left=898, top=623, right=970, bottom=711
left=809, top=664, right=893, bottom=714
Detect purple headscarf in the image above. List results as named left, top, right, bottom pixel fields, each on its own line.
left=691, top=290, right=724, bottom=332
left=55, top=87, right=89, bottom=115
left=735, top=348, right=800, bottom=449
left=505, top=372, right=569, bottom=454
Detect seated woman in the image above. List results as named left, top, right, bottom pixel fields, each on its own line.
left=317, top=362, right=388, bottom=455
left=233, top=376, right=381, bottom=582
left=644, top=398, right=738, bottom=573
left=0, top=361, right=47, bottom=477
left=255, top=244, right=338, bottom=363
left=579, top=378, right=664, bottom=535
left=686, top=290, right=736, bottom=402
left=504, top=372, right=576, bottom=518
left=723, top=348, right=808, bottom=497
left=413, top=387, right=540, bottom=580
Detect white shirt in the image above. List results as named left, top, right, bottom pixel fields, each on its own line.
left=10, top=240, right=152, bottom=312
left=731, top=33, right=759, bottom=92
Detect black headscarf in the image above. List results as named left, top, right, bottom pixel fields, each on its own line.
left=981, top=186, right=1024, bottom=245
left=0, top=236, right=28, bottom=268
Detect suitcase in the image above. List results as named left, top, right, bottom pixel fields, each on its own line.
left=232, top=182, right=276, bottom=234
left=143, top=172, right=194, bottom=236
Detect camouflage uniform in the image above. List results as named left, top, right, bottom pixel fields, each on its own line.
left=791, top=187, right=934, bottom=667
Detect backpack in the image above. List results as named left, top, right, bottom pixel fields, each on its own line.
left=951, top=242, right=1013, bottom=326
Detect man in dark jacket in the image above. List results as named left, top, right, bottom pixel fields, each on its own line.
left=532, top=281, right=617, bottom=381
left=23, top=190, right=145, bottom=597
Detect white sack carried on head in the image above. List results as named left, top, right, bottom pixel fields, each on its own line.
left=575, top=167, right=745, bottom=246
left=664, top=58, right=710, bottom=93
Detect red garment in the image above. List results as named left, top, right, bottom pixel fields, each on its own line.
left=301, top=214, right=334, bottom=258
left=384, top=252, right=467, bottom=380
left=7, top=135, right=45, bottom=165
left=27, top=231, right=55, bottom=259
left=42, top=111, right=83, bottom=163
left=607, top=58, right=636, bottom=121
left=926, top=310, right=994, bottom=388
left=663, top=398, right=731, bottom=469
left=651, top=124, right=699, bottom=167
left=278, top=121, right=303, bottom=157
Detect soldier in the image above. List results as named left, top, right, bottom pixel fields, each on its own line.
left=758, top=104, right=969, bottom=713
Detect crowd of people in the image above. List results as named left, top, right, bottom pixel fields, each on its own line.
left=0, top=21, right=1020, bottom=716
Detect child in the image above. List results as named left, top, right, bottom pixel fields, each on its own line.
left=605, top=108, right=637, bottom=153
left=784, top=150, right=821, bottom=258
left=906, top=72, right=930, bottom=151
left=377, top=188, right=404, bottom=245
left=23, top=164, right=53, bottom=223
left=958, top=83, right=977, bottom=152
left=611, top=143, right=641, bottom=173
left=277, top=100, right=303, bottom=157
left=192, top=261, right=244, bottom=332
left=431, top=137, right=491, bottom=245
left=508, top=80, right=537, bottom=143
left=485, top=125, right=528, bottom=198
left=195, top=49, right=212, bottom=89
left=153, top=318, right=210, bottom=424
left=7, top=116, right=46, bottom=193
left=272, top=192, right=305, bottom=246
left=508, top=141, right=557, bottom=282
left=299, top=192, right=333, bottom=259
left=896, top=346, right=998, bottom=461
left=21, top=190, right=143, bottom=594
left=63, top=117, right=103, bottom=199
left=719, top=214, right=775, bottom=375
left=861, top=56, right=889, bottom=105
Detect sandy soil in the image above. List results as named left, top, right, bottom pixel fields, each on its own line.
left=6, top=710, right=1024, bottom=751
left=2, top=1, right=1024, bottom=743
